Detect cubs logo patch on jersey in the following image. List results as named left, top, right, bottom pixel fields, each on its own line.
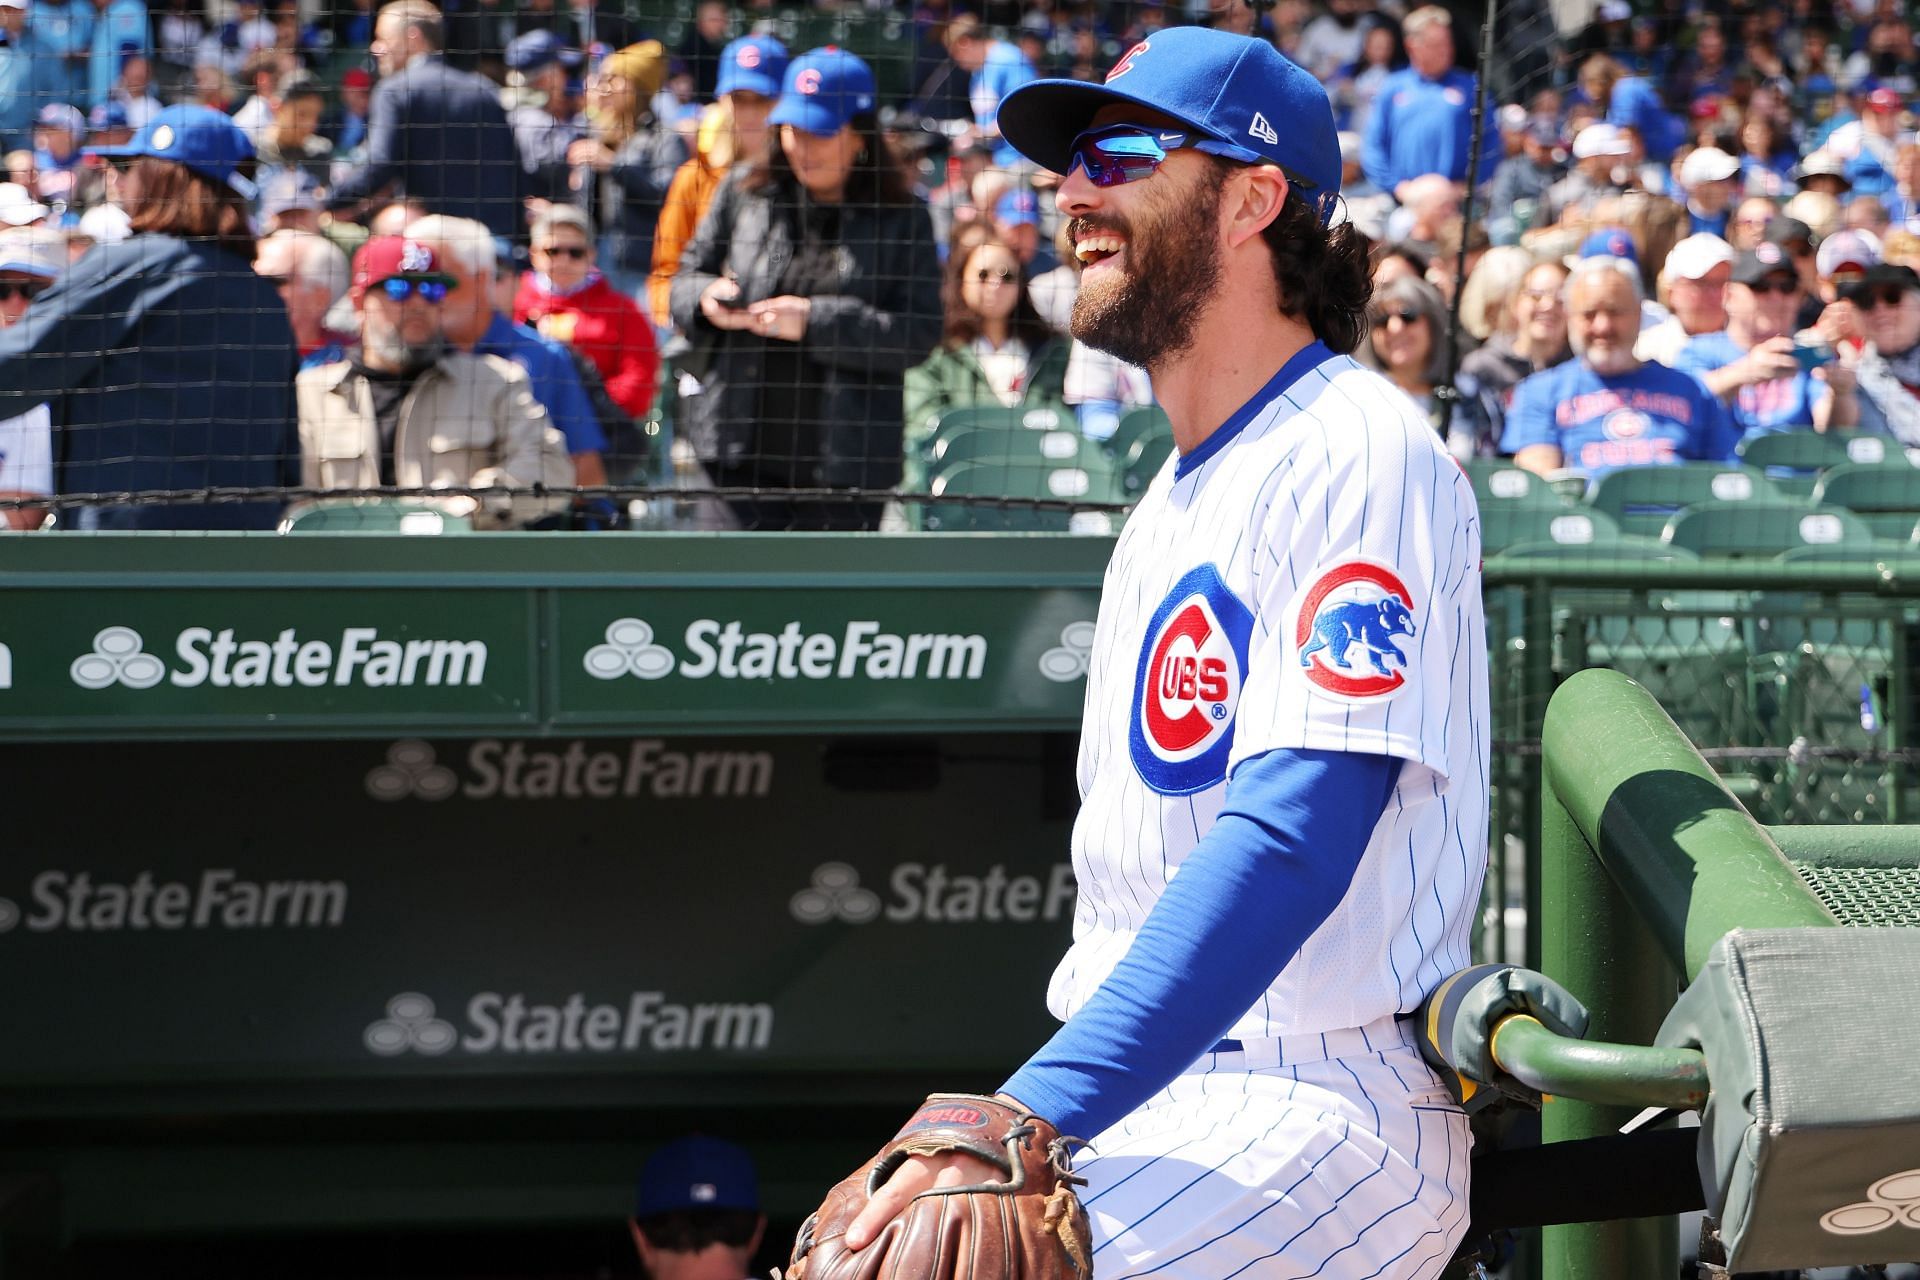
left=1293, top=559, right=1418, bottom=699
left=1128, top=564, right=1253, bottom=795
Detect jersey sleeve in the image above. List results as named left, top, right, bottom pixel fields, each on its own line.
left=1498, top=368, right=1554, bottom=454
left=1228, top=372, right=1480, bottom=794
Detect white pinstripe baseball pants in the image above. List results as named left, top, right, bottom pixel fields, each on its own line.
left=1077, top=1016, right=1472, bottom=1280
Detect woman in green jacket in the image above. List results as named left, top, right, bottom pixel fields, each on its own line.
left=904, top=235, right=1071, bottom=458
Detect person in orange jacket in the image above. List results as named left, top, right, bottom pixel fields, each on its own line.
left=646, top=33, right=785, bottom=329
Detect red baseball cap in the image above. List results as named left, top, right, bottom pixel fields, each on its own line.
left=342, top=67, right=373, bottom=89
left=1869, top=87, right=1903, bottom=113
left=351, top=236, right=456, bottom=299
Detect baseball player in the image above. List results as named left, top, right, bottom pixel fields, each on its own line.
left=838, top=27, right=1489, bottom=1279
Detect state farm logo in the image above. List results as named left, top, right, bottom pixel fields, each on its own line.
left=1129, top=565, right=1253, bottom=796
left=582, top=617, right=987, bottom=682
left=364, top=992, right=458, bottom=1056
left=1038, top=621, right=1095, bottom=683
left=583, top=618, right=675, bottom=680
left=68, top=625, right=488, bottom=689
left=70, top=626, right=166, bottom=690
left=1820, top=1168, right=1920, bottom=1236
left=789, top=861, right=1075, bottom=925
left=790, top=862, right=882, bottom=924
left=362, top=988, right=774, bottom=1056
left=365, top=740, right=458, bottom=801
left=364, top=739, right=774, bottom=801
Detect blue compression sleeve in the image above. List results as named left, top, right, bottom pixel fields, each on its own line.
left=999, top=747, right=1399, bottom=1140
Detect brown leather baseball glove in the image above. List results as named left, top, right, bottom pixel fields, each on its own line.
left=784, top=1093, right=1094, bottom=1280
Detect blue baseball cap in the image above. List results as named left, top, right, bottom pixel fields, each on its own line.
left=768, top=46, right=876, bottom=137
left=1575, top=225, right=1638, bottom=267
left=506, top=29, right=581, bottom=73
left=634, top=1136, right=759, bottom=1217
left=995, top=187, right=1040, bottom=228
left=716, top=34, right=787, bottom=99
left=996, top=27, right=1341, bottom=226
left=86, top=104, right=257, bottom=198
left=88, top=100, right=130, bottom=132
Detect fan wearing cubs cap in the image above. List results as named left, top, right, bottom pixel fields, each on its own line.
left=669, top=46, right=941, bottom=531
left=0, top=104, right=299, bottom=529
left=787, top=29, right=1488, bottom=1280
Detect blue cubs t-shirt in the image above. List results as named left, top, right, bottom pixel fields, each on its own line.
left=1674, top=331, right=1829, bottom=438
left=1501, top=357, right=1738, bottom=480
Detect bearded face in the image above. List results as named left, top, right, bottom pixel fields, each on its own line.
left=1067, top=162, right=1226, bottom=371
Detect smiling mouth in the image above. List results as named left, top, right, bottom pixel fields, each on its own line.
left=1074, top=233, right=1125, bottom=265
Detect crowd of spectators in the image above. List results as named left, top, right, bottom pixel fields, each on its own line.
left=5, top=0, right=1920, bottom=528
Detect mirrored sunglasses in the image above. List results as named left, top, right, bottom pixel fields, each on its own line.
left=1063, top=123, right=1319, bottom=196
left=378, top=277, right=450, bottom=303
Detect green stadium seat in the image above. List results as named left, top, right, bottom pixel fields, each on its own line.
left=906, top=403, right=1077, bottom=493
left=1741, top=432, right=1903, bottom=499
left=1662, top=500, right=1872, bottom=557
left=1491, top=535, right=1697, bottom=564
left=279, top=500, right=474, bottom=534
left=1466, top=459, right=1566, bottom=510
left=1737, top=430, right=1862, bottom=472
left=923, top=460, right=1121, bottom=533
left=1107, top=405, right=1171, bottom=464
left=1587, top=463, right=1780, bottom=537
left=1121, top=432, right=1176, bottom=495
left=931, top=403, right=1074, bottom=441
left=931, top=427, right=1111, bottom=473
left=1811, top=460, right=1920, bottom=519
left=1479, top=504, right=1621, bottom=555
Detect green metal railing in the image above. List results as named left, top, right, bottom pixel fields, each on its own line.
left=1536, top=668, right=1845, bottom=1280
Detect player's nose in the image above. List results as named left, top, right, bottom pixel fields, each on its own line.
left=1057, top=162, right=1102, bottom=218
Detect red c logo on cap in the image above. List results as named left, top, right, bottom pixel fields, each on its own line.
left=1107, top=40, right=1149, bottom=81
left=738, top=45, right=760, bottom=67
left=796, top=68, right=822, bottom=94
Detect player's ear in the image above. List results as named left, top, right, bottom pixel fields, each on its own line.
left=1223, top=164, right=1289, bottom=250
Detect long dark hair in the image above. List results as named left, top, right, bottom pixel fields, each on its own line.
left=1256, top=187, right=1374, bottom=355
left=124, top=156, right=256, bottom=256
left=940, top=236, right=1053, bottom=351
left=741, top=112, right=916, bottom=207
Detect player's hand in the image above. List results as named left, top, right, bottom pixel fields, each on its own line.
left=1741, top=336, right=1800, bottom=384
left=698, top=278, right=754, bottom=330
left=843, top=1150, right=1002, bottom=1251
left=746, top=294, right=811, bottom=343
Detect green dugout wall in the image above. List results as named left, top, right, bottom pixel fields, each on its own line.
left=0, top=534, right=1106, bottom=1257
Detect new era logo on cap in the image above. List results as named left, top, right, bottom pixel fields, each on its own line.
left=1249, top=111, right=1278, bottom=145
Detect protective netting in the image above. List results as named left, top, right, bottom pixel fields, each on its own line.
left=21, top=0, right=1916, bottom=530
left=1481, top=561, right=1920, bottom=964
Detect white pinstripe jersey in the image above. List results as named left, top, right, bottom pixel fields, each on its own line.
left=1049, top=345, right=1490, bottom=1041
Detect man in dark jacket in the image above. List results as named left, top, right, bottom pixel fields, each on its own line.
left=329, top=0, right=527, bottom=240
